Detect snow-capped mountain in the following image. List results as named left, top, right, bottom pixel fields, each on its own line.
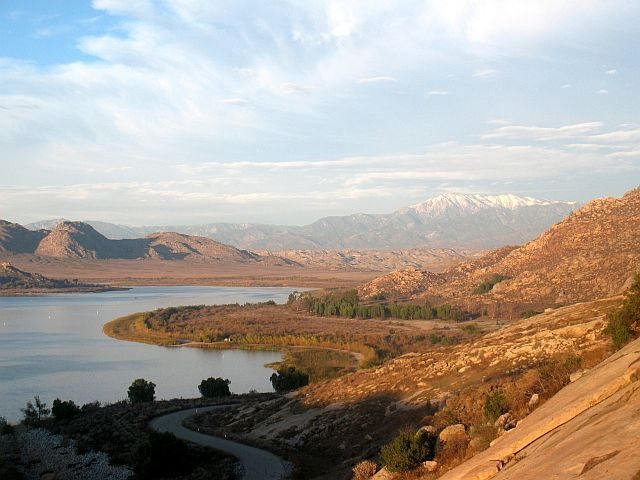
left=26, top=193, right=579, bottom=250
left=409, top=193, right=572, bottom=216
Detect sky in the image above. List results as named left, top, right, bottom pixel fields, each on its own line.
left=1, top=0, right=639, bottom=226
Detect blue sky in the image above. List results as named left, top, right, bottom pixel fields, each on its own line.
left=1, top=1, right=639, bottom=225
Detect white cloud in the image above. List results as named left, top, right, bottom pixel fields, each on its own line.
left=428, top=90, right=449, bottom=96
left=472, top=68, right=497, bottom=79
left=280, top=82, right=312, bottom=94
left=606, top=69, right=617, bottom=75
left=597, top=89, right=609, bottom=95
left=222, top=98, right=249, bottom=106
left=482, top=122, right=603, bottom=140
left=561, top=84, right=572, bottom=89
left=357, top=76, right=396, bottom=84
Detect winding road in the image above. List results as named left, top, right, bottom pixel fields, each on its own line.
left=150, top=406, right=288, bottom=480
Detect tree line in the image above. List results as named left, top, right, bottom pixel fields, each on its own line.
left=289, top=289, right=467, bottom=321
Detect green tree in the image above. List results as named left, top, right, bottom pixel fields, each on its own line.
left=127, top=378, right=156, bottom=404
left=198, top=377, right=231, bottom=398
left=380, top=428, right=436, bottom=473
left=21, top=396, right=50, bottom=426
left=51, top=399, right=81, bottom=421
left=0, top=416, right=14, bottom=435
left=270, top=367, right=309, bottom=392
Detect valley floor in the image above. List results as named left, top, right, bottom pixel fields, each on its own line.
left=1, top=255, right=383, bottom=289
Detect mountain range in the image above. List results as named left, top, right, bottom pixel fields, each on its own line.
left=25, top=193, right=578, bottom=250
left=0, top=220, right=288, bottom=264
left=361, top=187, right=640, bottom=312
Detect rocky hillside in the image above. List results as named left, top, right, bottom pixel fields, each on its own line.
left=1, top=220, right=289, bottom=264
left=26, top=193, right=578, bottom=250
left=188, top=296, right=621, bottom=478
left=361, top=188, right=640, bottom=312
left=441, top=334, right=640, bottom=480
left=0, top=220, right=48, bottom=254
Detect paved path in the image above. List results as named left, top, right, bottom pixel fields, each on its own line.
left=150, top=406, right=288, bottom=480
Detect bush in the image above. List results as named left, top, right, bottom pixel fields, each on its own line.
left=52, top=399, right=81, bottom=421
left=380, top=428, right=436, bottom=473
left=270, top=367, right=309, bottom=392
left=484, top=389, right=508, bottom=423
left=127, top=378, right=156, bottom=404
left=21, top=396, right=50, bottom=426
left=198, top=377, right=231, bottom=398
left=352, top=459, right=377, bottom=480
left=134, top=432, right=192, bottom=479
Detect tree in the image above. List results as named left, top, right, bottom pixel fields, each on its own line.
left=198, top=377, right=231, bottom=398
left=128, top=378, right=156, bottom=404
left=0, top=416, right=14, bottom=435
left=21, top=396, right=50, bottom=426
left=52, top=399, right=81, bottom=421
left=270, top=367, right=309, bottom=393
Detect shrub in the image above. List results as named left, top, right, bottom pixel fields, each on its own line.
left=127, top=378, right=156, bottom=404
left=270, top=367, right=309, bottom=393
left=484, top=389, right=508, bottom=423
left=473, top=274, right=508, bottom=295
left=461, top=323, right=480, bottom=335
left=380, top=428, right=436, bottom=473
left=198, top=377, right=231, bottom=398
left=134, top=432, right=192, bottom=479
left=352, top=459, right=378, bottom=480
left=52, top=399, right=81, bottom=421
left=21, top=396, right=50, bottom=426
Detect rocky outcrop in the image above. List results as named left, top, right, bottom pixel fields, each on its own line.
left=440, top=335, right=640, bottom=480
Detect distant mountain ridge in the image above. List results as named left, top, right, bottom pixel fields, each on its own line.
left=25, top=193, right=579, bottom=250
left=0, top=220, right=288, bottom=264
left=360, top=188, right=640, bottom=312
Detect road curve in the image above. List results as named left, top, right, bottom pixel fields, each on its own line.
left=150, top=406, right=288, bottom=480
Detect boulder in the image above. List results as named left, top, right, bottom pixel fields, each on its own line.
left=528, top=393, right=539, bottom=408
left=439, top=424, right=467, bottom=443
left=422, top=460, right=438, bottom=473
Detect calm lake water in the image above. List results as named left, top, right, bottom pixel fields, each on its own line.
left=0, top=286, right=294, bottom=421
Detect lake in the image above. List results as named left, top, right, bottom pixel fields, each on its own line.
left=0, top=286, right=295, bottom=421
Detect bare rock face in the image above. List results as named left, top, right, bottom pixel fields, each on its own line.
left=439, top=335, right=640, bottom=480
left=360, top=187, right=640, bottom=311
